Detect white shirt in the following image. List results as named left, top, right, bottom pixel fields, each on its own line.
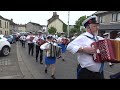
left=40, top=41, right=58, bottom=50
left=67, top=32, right=104, bottom=72
left=26, top=35, right=35, bottom=43
left=53, top=34, right=58, bottom=39
left=57, top=36, right=66, bottom=44
left=33, top=35, right=45, bottom=45
left=20, top=36, right=26, bottom=41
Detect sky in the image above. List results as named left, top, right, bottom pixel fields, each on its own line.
left=0, top=11, right=96, bottom=25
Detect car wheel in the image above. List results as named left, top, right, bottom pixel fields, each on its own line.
left=1, top=46, right=10, bottom=56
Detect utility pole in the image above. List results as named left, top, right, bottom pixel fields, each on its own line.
left=67, top=11, right=70, bottom=37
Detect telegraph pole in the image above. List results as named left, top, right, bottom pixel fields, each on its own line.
left=67, top=11, right=70, bottom=37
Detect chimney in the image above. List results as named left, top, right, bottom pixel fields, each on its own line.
left=52, top=12, right=59, bottom=18
left=11, top=18, right=13, bottom=22
left=53, top=12, right=57, bottom=16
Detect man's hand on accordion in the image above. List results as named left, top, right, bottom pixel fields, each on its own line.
left=78, top=46, right=96, bottom=54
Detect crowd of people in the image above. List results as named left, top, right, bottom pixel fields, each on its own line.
left=18, top=15, right=120, bottom=79
left=19, top=31, right=70, bottom=79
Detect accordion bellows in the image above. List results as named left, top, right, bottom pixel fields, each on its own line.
left=37, top=39, right=46, bottom=46
left=62, top=38, right=69, bottom=45
left=30, top=36, right=34, bottom=41
left=91, top=39, right=120, bottom=63
left=46, top=43, right=62, bottom=58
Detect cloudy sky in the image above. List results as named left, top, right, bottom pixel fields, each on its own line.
left=0, top=11, right=96, bottom=25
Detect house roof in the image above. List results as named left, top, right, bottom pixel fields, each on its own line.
left=93, top=11, right=120, bottom=16
left=28, top=22, right=41, bottom=26
left=0, top=15, right=18, bottom=25
left=0, top=15, right=10, bottom=21
left=47, top=14, right=66, bottom=25
left=93, top=11, right=108, bottom=15
left=18, top=24, right=26, bottom=27
left=41, top=25, right=47, bottom=27
left=99, top=24, right=120, bottom=30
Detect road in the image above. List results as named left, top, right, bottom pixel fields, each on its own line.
left=17, top=41, right=77, bottom=79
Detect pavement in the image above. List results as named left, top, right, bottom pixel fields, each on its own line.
left=0, top=42, right=23, bottom=79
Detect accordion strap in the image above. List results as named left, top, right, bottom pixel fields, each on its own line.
left=84, top=35, right=98, bottom=42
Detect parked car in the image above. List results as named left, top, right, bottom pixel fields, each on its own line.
left=4, top=35, right=15, bottom=44
left=10, top=35, right=16, bottom=43
left=0, top=35, right=11, bottom=56
left=12, top=34, right=20, bottom=41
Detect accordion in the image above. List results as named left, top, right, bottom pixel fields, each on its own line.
left=46, top=43, right=62, bottom=58
left=37, top=39, right=46, bottom=46
left=30, top=36, right=34, bottom=42
left=91, top=39, right=120, bottom=63
left=62, top=38, right=69, bottom=45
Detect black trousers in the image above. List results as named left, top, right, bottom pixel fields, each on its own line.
left=36, top=45, right=43, bottom=62
left=110, top=72, right=120, bottom=79
left=28, top=43, right=34, bottom=56
left=22, top=40, right=26, bottom=48
left=77, top=64, right=104, bottom=79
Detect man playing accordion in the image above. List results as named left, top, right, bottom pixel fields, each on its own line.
left=33, top=30, right=46, bottom=64
left=67, top=16, right=105, bottom=79
left=26, top=32, right=35, bottom=56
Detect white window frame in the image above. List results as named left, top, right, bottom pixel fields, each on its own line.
left=117, top=13, right=120, bottom=21
left=112, top=13, right=117, bottom=22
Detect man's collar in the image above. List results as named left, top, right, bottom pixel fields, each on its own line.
left=84, top=32, right=94, bottom=38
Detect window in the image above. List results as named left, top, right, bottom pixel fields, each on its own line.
left=6, top=22, right=8, bottom=28
left=7, top=22, right=9, bottom=28
left=0, top=20, right=1, bottom=28
left=112, top=13, right=117, bottom=22
left=5, top=22, right=6, bottom=28
left=0, top=31, right=2, bottom=34
left=5, top=31, right=6, bottom=35
left=117, top=13, right=120, bottom=21
left=99, top=16, right=105, bottom=23
left=99, top=16, right=103, bottom=23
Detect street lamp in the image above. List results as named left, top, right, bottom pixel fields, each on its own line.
left=67, top=11, right=70, bottom=37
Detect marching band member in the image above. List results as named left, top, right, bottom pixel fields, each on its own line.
left=33, top=30, right=45, bottom=64
left=26, top=32, right=35, bottom=56
left=20, top=35, right=26, bottom=48
left=67, top=16, right=105, bottom=79
left=40, top=35, right=58, bottom=79
left=53, top=33, right=58, bottom=40
left=57, top=32, right=69, bottom=61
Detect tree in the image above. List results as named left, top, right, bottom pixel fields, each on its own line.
left=69, top=28, right=77, bottom=37
left=48, top=27, right=57, bottom=34
left=74, top=15, right=89, bottom=34
left=63, top=23, right=67, bottom=33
